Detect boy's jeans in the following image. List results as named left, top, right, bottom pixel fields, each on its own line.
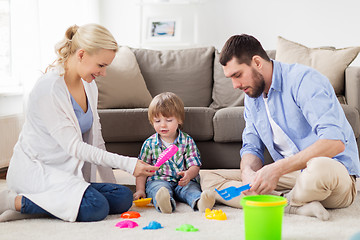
left=146, top=179, right=202, bottom=212
left=21, top=183, right=133, bottom=222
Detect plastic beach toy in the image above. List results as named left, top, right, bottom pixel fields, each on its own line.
left=120, top=211, right=141, bottom=219
left=143, top=221, right=164, bottom=230
left=133, top=198, right=152, bottom=207
left=115, top=220, right=139, bottom=229
left=155, top=144, right=178, bottom=167
left=241, top=195, right=287, bottom=240
left=176, top=224, right=199, bottom=232
left=205, top=208, right=227, bottom=220
left=215, top=183, right=251, bottom=201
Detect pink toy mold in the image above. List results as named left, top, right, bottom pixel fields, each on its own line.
left=115, top=220, right=138, bottom=229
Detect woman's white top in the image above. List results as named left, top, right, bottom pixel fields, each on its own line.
left=6, top=70, right=137, bottom=222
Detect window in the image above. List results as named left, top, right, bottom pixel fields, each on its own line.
left=0, top=0, right=11, bottom=86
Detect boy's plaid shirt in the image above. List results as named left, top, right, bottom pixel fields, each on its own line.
left=138, top=130, right=202, bottom=183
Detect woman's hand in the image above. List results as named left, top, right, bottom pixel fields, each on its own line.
left=133, top=160, right=158, bottom=177
left=133, top=190, right=146, bottom=200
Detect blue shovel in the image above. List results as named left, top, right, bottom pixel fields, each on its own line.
left=215, top=184, right=251, bottom=201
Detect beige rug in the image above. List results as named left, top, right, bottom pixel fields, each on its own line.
left=1, top=174, right=360, bottom=240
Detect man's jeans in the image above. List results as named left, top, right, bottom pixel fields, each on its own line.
left=146, top=179, right=202, bottom=212
left=21, top=183, right=133, bottom=222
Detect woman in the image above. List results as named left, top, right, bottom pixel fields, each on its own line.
left=0, top=24, right=158, bottom=222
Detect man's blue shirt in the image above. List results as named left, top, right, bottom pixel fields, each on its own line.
left=240, top=60, right=360, bottom=177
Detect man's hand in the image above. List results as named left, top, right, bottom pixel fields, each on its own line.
left=133, top=160, right=159, bottom=177
left=240, top=154, right=263, bottom=195
left=240, top=166, right=257, bottom=195
left=250, top=162, right=282, bottom=195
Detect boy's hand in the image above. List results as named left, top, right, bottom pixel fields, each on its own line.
left=133, top=190, right=146, bottom=200
left=177, top=170, right=191, bottom=186
left=133, top=160, right=159, bottom=177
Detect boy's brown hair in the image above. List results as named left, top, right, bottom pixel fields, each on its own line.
left=148, top=92, right=185, bottom=128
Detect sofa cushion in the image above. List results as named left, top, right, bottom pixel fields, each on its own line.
left=213, top=107, right=245, bottom=142
left=96, top=46, right=152, bottom=109
left=132, top=47, right=215, bottom=107
left=209, top=50, right=245, bottom=110
left=99, top=107, right=215, bottom=143
left=275, top=36, right=360, bottom=97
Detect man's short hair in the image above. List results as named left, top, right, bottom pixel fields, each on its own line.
left=219, top=34, right=270, bottom=66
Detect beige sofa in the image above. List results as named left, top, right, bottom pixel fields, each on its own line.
left=96, top=37, right=360, bottom=169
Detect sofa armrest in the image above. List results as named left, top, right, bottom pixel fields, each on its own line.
left=345, top=66, right=360, bottom=112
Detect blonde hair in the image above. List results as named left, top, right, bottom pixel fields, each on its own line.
left=47, top=23, right=118, bottom=72
left=148, top=92, right=185, bottom=128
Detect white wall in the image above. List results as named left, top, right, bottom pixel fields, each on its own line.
left=99, top=0, right=360, bottom=65
left=9, top=0, right=101, bottom=98
left=99, top=0, right=142, bottom=47
left=37, top=0, right=101, bottom=71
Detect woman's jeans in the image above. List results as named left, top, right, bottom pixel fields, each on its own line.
left=146, top=179, right=202, bottom=212
left=21, top=183, right=133, bottom=222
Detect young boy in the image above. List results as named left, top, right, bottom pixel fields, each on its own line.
left=133, top=92, right=215, bottom=213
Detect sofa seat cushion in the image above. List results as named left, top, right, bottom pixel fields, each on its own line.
left=213, top=107, right=245, bottom=142
left=99, top=107, right=215, bottom=143
left=132, top=47, right=215, bottom=107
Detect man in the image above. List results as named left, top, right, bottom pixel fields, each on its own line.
left=200, top=34, right=359, bottom=220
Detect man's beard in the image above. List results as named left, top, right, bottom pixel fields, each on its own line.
left=247, top=67, right=265, bottom=98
